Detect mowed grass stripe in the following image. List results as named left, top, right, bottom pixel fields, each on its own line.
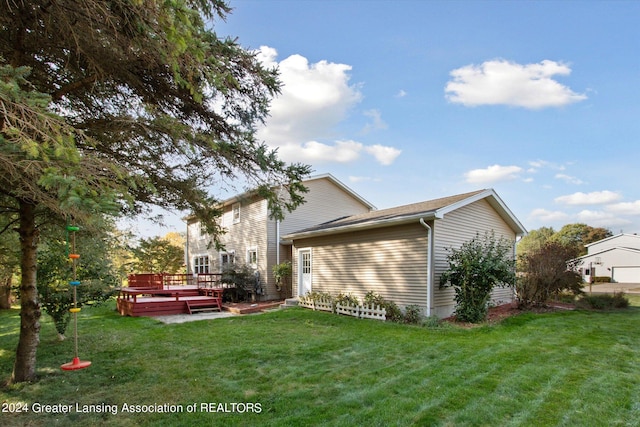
left=1, top=301, right=640, bottom=426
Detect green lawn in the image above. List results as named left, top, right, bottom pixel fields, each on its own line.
left=1, top=300, right=640, bottom=426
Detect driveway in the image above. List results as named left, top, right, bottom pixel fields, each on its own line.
left=582, top=282, right=640, bottom=295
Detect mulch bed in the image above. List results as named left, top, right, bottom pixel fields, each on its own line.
left=443, top=301, right=576, bottom=327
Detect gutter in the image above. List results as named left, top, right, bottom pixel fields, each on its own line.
left=283, top=211, right=440, bottom=241
left=419, top=218, right=433, bottom=318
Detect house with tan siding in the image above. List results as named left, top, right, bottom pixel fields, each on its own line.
left=185, top=174, right=375, bottom=300
left=282, top=189, right=526, bottom=318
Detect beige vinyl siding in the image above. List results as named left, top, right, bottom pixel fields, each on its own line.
left=292, top=223, right=429, bottom=307
left=187, top=221, right=210, bottom=262
left=432, top=198, right=516, bottom=317
left=187, top=196, right=274, bottom=298
left=217, top=196, right=271, bottom=296
left=279, top=177, right=372, bottom=236
left=268, top=177, right=373, bottom=298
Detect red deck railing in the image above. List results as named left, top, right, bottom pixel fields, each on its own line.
left=127, top=273, right=222, bottom=289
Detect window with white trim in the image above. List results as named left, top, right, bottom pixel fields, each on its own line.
left=220, top=251, right=235, bottom=269
left=232, top=202, right=241, bottom=224
left=247, top=248, right=258, bottom=267
left=194, top=255, right=210, bottom=274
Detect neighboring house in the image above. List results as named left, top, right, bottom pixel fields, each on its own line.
left=575, top=234, right=640, bottom=283
left=282, top=189, right=526, bottom=318
left=185, top=174, right=375, bottom=300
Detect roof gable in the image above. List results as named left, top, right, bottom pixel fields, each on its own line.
left=303, top=174, right=376, bottom=210
left=585, top=233, right=640, bottom=249
left=283, top=188, right=526, bottom=239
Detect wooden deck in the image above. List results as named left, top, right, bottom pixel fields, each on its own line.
left=117, top=273, right=280, bottom=317
left=116, top=286, right=223, bottom=317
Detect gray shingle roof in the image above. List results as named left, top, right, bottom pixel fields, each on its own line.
left=284, top=189, right=488, bottom=238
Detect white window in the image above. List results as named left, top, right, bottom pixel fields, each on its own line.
left=194, top=255, right=210, bottom=274
left=301, top=251, right=311, bottom=275
left=220, top=251, right=235, bottom=268
left=232, top=202, right=241, bottom=224
left=247, top=248, right=258, bottom=267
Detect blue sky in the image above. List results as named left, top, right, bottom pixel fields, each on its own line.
left=132, top=0, right=640, bottom=237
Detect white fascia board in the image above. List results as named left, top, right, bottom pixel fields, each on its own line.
left=436, top=188, right=527, bottom=236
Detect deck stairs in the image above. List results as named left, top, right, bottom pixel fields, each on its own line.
left=185, top=299, right=222, bottom=314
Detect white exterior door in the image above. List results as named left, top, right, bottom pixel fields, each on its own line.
left=298, top=249, right=312, bottom=296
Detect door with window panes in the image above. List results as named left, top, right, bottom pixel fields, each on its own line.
left=298, top=249, right=312, bottom=296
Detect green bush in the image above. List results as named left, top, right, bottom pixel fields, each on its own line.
left=403, top=305, right=422, bottom=324
left=593, top=276, right=611, bottom=283
left=516, top=241, right=583, bottom=307
left=221, top=262, right=258, bottom=301
left=364, top=291, right=403, bottom=323
left=335, top=292, right=360, bottom=307
left=272, top=261, right=292, bottom=292
left=441, top=232, right=516, bottom=323
left=363, top=291, right=385, bottom=306
left=305, top=291, right=334, bottom=302
left=577, top=292, right=629, bottom=310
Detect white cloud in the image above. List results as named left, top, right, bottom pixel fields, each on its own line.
left=576, top=210, right=631, bottom=227
left=445, top=59, right=587, bottom=109
left=364, top=144, right=402, bottom=166
left=606, top=200, right=640, bottom=216
left=555, top=173, right=585, bottom=185
left=277, top=140, right=363, bottom=164
left=529, top=208, right=570, bottom=223
left=464, top=164, right=523, bottom=184
left=555, top=191, right=621, bottom=205
left=528, top=160, right=566, bottom=172
left=396, top=90, right=407, bottom=98
left=362, top=109, right=388, bottom=133
left=254, top=46, right=401, bottom=166
left=257, top=48, right=362, bottom=144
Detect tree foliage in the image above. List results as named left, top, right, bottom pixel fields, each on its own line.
left=553, top=223, right=612, bottom=256
left=516, top=241, right=583, bottom=307
left=517, top=223, right=612, bottom=263
left=0, top=0, right=310, bottom=383
left=440, top=232, right=516, bottom=323
left=37, top=229, right=119, bottom=339
left=131, top=236, right=185, bottom=274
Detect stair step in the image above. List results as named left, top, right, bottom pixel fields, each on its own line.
left=281, top=298, right=299, bottom=308
left=189, top=307, right=221, bottom=313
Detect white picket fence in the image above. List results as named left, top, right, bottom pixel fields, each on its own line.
left=298, top=296, right=386, bottom=321
left=298, top=296, right=333, bottom=313
left=337, top=303, right=386, bottom=321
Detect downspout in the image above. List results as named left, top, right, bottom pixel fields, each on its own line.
left=185, top=220, right=190, bottom=275
left=419, top=218, right=432, bottom=317
left=276, top=219, right=281, bottom=264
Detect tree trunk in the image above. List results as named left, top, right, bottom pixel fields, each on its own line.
left=0, top=275, right=12, bottom=309
left=10, top=200, right=41, bottom=384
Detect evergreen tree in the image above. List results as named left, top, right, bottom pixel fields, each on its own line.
left=1, top=1, right=309, bottom=383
